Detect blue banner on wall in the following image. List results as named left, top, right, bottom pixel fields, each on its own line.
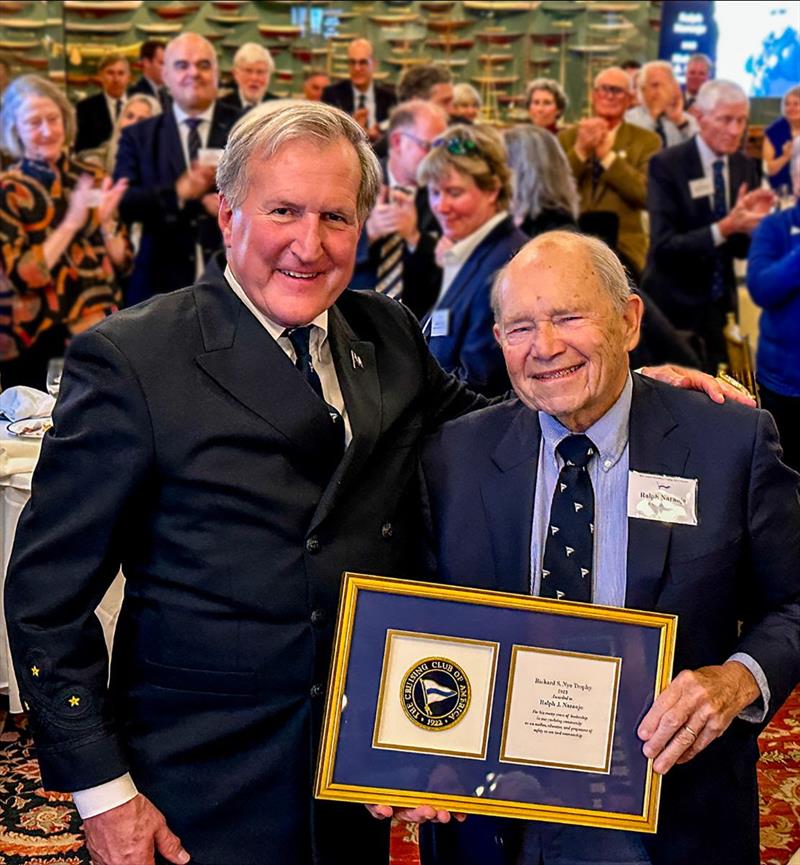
left=658, top=0, right=718, bottom=85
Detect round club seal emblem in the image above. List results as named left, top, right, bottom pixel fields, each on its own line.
left=400, top=657, right=471, bottom=731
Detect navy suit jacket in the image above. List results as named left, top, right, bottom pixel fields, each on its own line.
left=218, top=89, right=278, bottom=112
left=322, top=79, right=396, bottom=123
left=425, top=215, right=528, bottom=396
left=5, top=280, right=488, bottom=864
left=420, top=374, right=800, bottom=865
left=642, top=138, right=761, bottom=311
left=128, top=77, right=169, bottom=109
left=113, top=102, right=240, bottom=304
left=75, top=92, right=114, bottom=152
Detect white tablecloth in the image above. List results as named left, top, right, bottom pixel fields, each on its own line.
left=0, top=425, right=124, bottom=713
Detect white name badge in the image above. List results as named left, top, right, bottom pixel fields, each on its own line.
left=688, top=177, right=714, bottom=200
left=627, top=471, right=698, bottom=526
left=790, top=225, right=800, bottom=235
left=430, top=308, right=450, bottom=338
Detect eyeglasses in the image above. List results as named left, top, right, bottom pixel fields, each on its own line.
left=432, top=135, right=480, bottom=157
left=399, top=130, right=433, bottom=152
left=348, top=58, right=371, bottom=67
left=594, top=84, right=629, bottom=97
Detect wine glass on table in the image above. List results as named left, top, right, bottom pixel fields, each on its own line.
left=46, top=358, right=64, bottom=400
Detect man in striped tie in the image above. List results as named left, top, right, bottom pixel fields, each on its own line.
left=352, top=99, right=447, bottom=319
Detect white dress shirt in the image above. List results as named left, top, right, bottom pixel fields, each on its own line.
left=437, top=210, right=508, bottom=304
left=695, top=133, right=731, bottom=248
left=352, top=83, right=376, bottom=127
left=172, top=102, right=216, bottom=280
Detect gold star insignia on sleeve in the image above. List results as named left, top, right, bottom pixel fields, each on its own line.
left=30, top=666, right=40, bottom=677
left=68, top=695, right=80, bottom=707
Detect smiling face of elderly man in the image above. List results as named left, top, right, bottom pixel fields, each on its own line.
left=493, top=233, right=644, bottom=431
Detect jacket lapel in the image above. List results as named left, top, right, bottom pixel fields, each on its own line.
left=309, top=304, right=382, bottom=529
left=193, top=280, right=334, bottom=455
left=686, top=139, right=714, bottom=224
left=208, top=105, right=232, bottom=148
left=162, top=111, right=187, bottom=178
left=625, top=375, right=690, bottom=610
left=481, top=403, right=540, bottom=594
left=435, top=217, right=513, bottom=312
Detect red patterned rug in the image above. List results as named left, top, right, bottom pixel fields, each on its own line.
left=1, top=690, right=798, bottom=865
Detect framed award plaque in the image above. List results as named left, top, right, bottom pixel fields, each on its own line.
left=315, top=573, right=677, bottom=833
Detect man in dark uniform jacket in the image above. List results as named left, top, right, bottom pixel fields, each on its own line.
left=113, top=33, right=239, bottom=305
left=75, top=52, right=131, bottom=152
left=643, top=79, right=773, bottom=370
left=217, top=42, right=279, bottom=113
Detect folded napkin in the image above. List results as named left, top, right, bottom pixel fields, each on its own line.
left=0, top=386, right=55, bottom=421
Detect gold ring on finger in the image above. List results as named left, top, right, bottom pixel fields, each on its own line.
left=683, top=724, right=698, bottom=739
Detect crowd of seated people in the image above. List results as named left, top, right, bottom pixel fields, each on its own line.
left=0, top=33, right=793, bottom=406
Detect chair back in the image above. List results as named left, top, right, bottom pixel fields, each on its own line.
left=720, top=312, right=759, bottom=405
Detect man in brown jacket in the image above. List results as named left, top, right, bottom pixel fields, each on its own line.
left=559, top=66, right=661, bottom=278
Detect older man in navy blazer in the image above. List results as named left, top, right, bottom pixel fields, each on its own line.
left=419, top=232, right=800, bottom=865
left=642, top=80, right=773, bottom=370
left=114, top=33, right=239, bottom=305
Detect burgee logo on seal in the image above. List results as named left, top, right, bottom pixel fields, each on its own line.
left=400, top=657, right=471, bottom=730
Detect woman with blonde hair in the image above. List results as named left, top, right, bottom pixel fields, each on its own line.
left=417, top=123, right=528, bottom=395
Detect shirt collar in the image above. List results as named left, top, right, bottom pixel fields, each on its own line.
left=352, top=83, right=374, bottom=103
left=539, top=373, right=632, bottom=473
left=172, top=101, right=215, bottom=128
left=223, top=264, right=329, bottom=345
left=238, top=89, right=259, bottom=108
left=695, top=133, right=727, bottom=171
left=442, top=211, right=507, bottom=269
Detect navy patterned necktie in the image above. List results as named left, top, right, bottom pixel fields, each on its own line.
left=540, top=435, right=596, bottom=603
left=710, top=158, right=727, bottom=300
left=184, top=117, right=202, bottom=164
left=284, top=326, right=345, bottom=455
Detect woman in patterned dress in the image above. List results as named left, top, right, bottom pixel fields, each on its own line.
left=0, top=75, right=131, bottom=388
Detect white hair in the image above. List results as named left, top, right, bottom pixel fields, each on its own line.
left=638, top=59, right=675, bottom=95
left=233, top=42, right=275, bottom=74
left=491, top=232, right=632, bottom=321
left=694, top=79, right=749, bottom=114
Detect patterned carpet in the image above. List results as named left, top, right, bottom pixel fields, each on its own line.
left=0, top=689, right=798, bottom=865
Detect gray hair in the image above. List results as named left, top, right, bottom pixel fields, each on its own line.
left=233, top=42, right=275, bottom=74
left=0, top=74, right=76, bottom=158
left=782, top=84, right=800, bottom=116
left=217, top=99, right=381, bottom=223
left=526, top=77, right=568, bottom=117
left=452, top=82, right=481, bottom=108
left=491, top=231, right=632, bottom=321
left=687, top=53, right=712, bottom=70
left=694, top=79, right=749, bottom=114
left=638, top=59, right=675, bottom=95
left=504, top=124, right=578, bottom=223
left=388, top=98, right=447, bottom=135
left=397, top=64, right=453, bottom=102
